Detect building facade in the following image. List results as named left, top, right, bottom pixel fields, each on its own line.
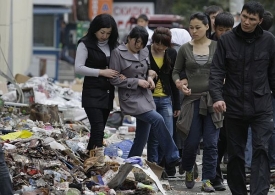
left=0, top=0, right=32, bottom=81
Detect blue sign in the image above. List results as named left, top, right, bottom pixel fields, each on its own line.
left=102, top=4, right=109, bottom=11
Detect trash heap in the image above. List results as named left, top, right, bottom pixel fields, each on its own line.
left=0, top=76, right=168, bottom=195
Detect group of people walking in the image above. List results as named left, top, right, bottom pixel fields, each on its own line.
left=74, top=1, right=275, bottom=195
left=1, top=1, right=275, bottom=195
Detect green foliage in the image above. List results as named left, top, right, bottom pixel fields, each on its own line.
left=172, top=0, right=229, bottom=27
left=172, top=0, right=275, bottom=33
left=172, top=0, right=201, bottom=27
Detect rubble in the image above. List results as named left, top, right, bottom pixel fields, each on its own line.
left=0, top=75, right=167, bottom=195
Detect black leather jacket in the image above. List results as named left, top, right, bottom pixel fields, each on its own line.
left=210, top=24, right=275, bottom=118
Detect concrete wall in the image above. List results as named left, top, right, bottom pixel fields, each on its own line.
left=0, top=0, right=32, bottom=81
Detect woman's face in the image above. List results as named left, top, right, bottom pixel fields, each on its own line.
left=127, top=37, right=144, bottom=53
left=152, top=42, right=168, bottom=53
left=189, top=18, right=209, bottom=41
left=95, top=27, right=112, bottom=42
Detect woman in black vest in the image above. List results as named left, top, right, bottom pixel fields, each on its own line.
left=75, top=14, right=119, bottom=159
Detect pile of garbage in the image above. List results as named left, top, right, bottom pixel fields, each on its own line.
left=0, top=76, right=168, bottom=195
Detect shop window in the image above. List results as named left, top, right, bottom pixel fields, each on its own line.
left=33, top=15, right=55, bottom=47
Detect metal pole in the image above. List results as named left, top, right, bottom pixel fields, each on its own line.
left=8, top=0, right=13, bottom=78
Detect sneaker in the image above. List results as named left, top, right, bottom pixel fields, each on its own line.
left=185, top=170, right=195, bottom=189
left=201, top=180, right=215, bottom=192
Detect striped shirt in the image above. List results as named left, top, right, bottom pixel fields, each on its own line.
left=194, top=54, right=209, bottom=66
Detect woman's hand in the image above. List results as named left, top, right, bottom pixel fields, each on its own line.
left=175, top=79, right=191, bottom=95
left=173, top=110, right=180, bottom=117
left=148, top=70, right=158, bottom=79
left=99, top=69, right=119, bottom=78
left=181, top=83, right=191, bottom=96
left=119, top=74, right=126, bottom=80
left=147, top=76, right=155, bottom=90
left=138, top=79, right=151, bottom=89
left=175, top=79, right=188, bottom=90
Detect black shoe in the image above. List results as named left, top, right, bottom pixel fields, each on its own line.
left=212, top=180, right=226, bottom=191
left=165, top=169, right=176, bottom=177
left=194, top=163, right=199, bottom=179
left=179, top=163, right=185, bottom=175
left=161, top=170, right=169, bottom=180
left=223, top=153, right=228, bottom=164
left=169, top=158, right=182, bottom=167
left=245, top=167, right=251, bottom=173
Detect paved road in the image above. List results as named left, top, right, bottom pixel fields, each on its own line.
left=157, top=153, right=275, bottom=195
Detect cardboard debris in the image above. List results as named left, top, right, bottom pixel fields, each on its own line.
left=145, top=160, right=164, bottom=180
left=107, top=162, right=167, bottom=195
left=71, top=84, right=82, bottom=92
left=15, top=73, right=31, bottom=84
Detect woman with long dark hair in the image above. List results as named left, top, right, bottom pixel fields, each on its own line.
left=75, top=14, right=119, bottom=165
left=172, top=12, right=223, bottom=192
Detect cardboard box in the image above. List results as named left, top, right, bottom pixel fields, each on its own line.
left=71, top=84, right=82, bottom=92
left=15, top=74, right=30, bottom=84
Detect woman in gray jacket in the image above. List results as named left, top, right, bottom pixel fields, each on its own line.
left=110, top=26, right=181, bottom=167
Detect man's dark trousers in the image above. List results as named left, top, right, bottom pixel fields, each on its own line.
left=226, top=114, right=273, bottom=195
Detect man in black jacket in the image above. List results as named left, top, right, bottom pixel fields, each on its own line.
left=209, top=2, right=275, bottom=195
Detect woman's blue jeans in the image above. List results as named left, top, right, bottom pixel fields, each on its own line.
left=128, top=109, right=179, bottom=164
left=147, top=96, right=174, bottom=163
left=182, top=100, right=219, bottom=180
left=0, top=145, right=13, bottom=195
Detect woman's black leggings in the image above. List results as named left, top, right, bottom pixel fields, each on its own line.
left=84, top=107, right=110, bottom=150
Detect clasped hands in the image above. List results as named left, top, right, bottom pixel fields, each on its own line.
left=138, top=77, right=155, bottom=90
left=176, top=79, right=191, bottom=96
